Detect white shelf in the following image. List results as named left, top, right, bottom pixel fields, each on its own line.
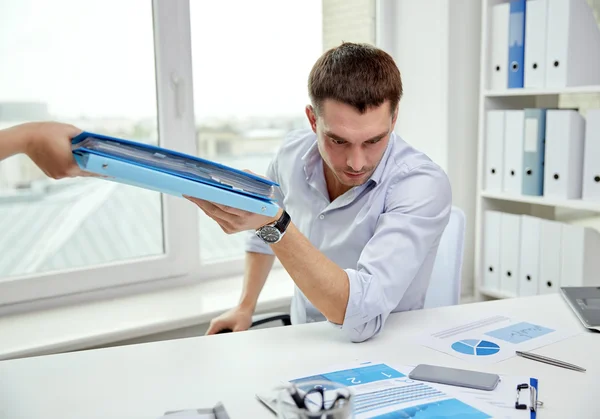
left=481, top=191, right=600, bottom=212
left=484, top=85, right=600, bottom=97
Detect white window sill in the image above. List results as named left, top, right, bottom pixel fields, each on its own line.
left=0, top=268, right=294, bottom=361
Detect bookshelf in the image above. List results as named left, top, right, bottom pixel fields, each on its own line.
left=474, top=0, right=600, bottom=300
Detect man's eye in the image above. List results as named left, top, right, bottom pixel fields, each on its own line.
left=332, top=139, right=345, bottom=145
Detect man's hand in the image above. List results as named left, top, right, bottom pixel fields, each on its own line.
left=19, top=121, right=96, bottom=179
left=205, top=306, right=254, bottom=335
left=186, top=196, right=282, bottom=234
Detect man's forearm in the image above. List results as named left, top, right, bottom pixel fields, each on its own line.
left=0, top=123, right=30, bottom=161
left=239, top=251, right=276, bottom=312
left=271, top=222, right=349, bottom=324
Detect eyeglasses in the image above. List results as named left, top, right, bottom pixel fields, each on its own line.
left=287, top=383, right=352, bottom=415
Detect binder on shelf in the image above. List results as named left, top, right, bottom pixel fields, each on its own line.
left=560, top=224, right=600, bottom=288
left=545, top=0, right=600, bottom=88
left=518, top=215, right=541, bottom=297
left=508, top=0, right=526, bottom=88
left=522, top=108, right=547, bottom=196
left=499, top=212, right=521, bottom=296
left=582, top=109, right=600, bottom=202
left=503, top=110, right=525, bottom=194
left=524, top=0, right=548, bottom=88
left=70, top=132, right=281, bottom=216
left=543, top=110, right=585, bottom=199
left=485, top=110, right=505, bottom=191
left=490, top=3, right=510, bottom=90
left=483, top=210, right=502, bottom=291
left=538, top=219, right=562, bottom=294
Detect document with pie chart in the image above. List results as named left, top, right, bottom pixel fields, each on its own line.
left=417, top=315, right=581, bottom=363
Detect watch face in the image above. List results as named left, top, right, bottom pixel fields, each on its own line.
left=258, top=225, right=280, bottom=243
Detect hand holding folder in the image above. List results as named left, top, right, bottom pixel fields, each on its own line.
left=70, top=131, right=281, bottom=216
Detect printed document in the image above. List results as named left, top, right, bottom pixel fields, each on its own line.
left=417, top=315, right=580, bottom=364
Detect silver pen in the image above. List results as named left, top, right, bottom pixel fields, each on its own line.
left=516, top=350, right=586, bottom=372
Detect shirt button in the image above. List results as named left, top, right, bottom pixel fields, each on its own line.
left=319, top=214, right=325, bottom=220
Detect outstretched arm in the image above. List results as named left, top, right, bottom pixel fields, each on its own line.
left=0, top=121, right=88, bottom=179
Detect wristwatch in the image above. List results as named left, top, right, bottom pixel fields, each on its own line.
left=255, top=210, right=291, bottom=244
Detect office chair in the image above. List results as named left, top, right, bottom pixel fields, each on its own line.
left=218, top=206, right=466, bottom=333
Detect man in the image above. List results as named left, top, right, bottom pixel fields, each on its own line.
left=0, top=121, right=89, bottom=178
left=188, top=42, right=452, bottom=342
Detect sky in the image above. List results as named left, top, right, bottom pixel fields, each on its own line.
left=0, top=0, right=323, bottom=120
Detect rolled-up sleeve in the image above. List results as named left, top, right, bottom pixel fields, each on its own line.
left=341, top=163, right=452, bottom=342
left=244, top=157, right=285, bottom=255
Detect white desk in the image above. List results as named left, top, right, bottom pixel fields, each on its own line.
left=0, top=294, right=598, bottom=419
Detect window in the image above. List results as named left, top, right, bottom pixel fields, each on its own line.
left=0, top=0, right=163, bottom=278
left=0, top=0, right=199, bottom=306
left=0, top=0, right=379, bottom=306
left=190, top=0, right=376, bottom=265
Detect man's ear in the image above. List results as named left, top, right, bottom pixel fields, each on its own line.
left=305, top=105, right=317, bottom=133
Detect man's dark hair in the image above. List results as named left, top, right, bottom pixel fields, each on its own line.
left=308, top=42, right=403, bottom=115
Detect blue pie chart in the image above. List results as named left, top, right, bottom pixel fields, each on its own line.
left=451, top=339, right=500, bottom=356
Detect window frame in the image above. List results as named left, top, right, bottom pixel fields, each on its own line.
left=0, top=0, right=387, bottom=309
left=0, top=0, right=203, bottom=307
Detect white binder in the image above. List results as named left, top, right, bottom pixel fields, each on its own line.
left=485, top=110, right=505, bottom=191
left=483, top=211, right=502, bottom=291
left=524, top=0, right=548, bottom=88
left=538, top=219, right=562, bottom=294
left=490, top=3, right=510, bottom=90
left=518, top=215, right=541, bottom=297
left=545, top=0, right=600, bottom=88
left=499, top=212, right=521, bottom=297
left=543, top=110, right=585, bottom=199
left=560, top=224, right=600, bottom=287
left=503, top=110, right=525, bottom=194
left=582, top=109, right=600, bottom=201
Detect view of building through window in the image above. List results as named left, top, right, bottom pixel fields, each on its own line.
left=0, top=0, right=164, bottom=278
left=0, top=0, right=377, bottom=276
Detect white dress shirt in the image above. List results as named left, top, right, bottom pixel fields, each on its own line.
left=245, top=129, right=452, bottom=342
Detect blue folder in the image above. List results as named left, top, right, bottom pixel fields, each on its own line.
left=508, top=0, right=526, bottom=88
left=71, top=131, right=280, bottom=216
left=522, top=108, right=547, bottom=196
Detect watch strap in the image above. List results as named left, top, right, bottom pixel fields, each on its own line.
left=274, top=210, right=291, bottom=234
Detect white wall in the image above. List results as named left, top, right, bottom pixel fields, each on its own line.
left=377, top=0, right=481, bottom=297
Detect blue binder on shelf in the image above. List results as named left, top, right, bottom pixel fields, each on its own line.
left=522, top=108, right=547, bottom=196
left=70, top=131, right=280, bottom=216
left=508, top=0, right=526, bottom=88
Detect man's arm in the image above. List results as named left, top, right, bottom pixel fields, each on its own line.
left=204, top=158, right=283, bottom=335
left=0, top=121, right=87, bottom=179
left=0, top=123, right=31, bottom=161
left=270, top=223, right=349, bottom=323
left=205, top=251, right=275, bottom=334
left=270, top=163, right=451, bottom=341
left=238, top=251, right=276, bottom=312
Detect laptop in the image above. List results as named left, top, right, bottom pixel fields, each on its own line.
left=560, top=287, right=600, bottom=332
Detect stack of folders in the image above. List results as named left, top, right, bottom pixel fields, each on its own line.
left=489, top=0, right=600, bottom=89
left=483, top=211, right=600, bottom=297
left=71, top=132, right=281, bottom=216
left=485, top=108, right=600, bottom=201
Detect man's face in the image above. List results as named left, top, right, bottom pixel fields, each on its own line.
left=306, top=99, right=397, bottom=188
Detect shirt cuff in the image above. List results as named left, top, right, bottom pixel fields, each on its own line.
left=342, top=268, right=372, bottom=330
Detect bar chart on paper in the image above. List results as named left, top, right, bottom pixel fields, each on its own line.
left=418, top=315, right=580, bottom=364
